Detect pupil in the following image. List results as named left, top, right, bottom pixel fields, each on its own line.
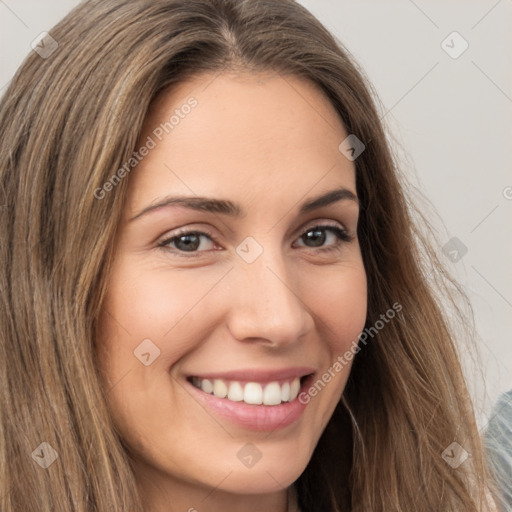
left=305, top=229, right=325, bottom=247
left=176, top=234, right=200, bottom=251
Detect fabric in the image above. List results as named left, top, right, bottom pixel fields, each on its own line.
left=485, top=389, right=512, bottom=512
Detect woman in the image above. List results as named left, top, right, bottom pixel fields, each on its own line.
left=0, top=0, right=499, bottom=510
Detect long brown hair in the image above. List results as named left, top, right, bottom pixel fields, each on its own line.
left=0, top=0, right=496, bottom=510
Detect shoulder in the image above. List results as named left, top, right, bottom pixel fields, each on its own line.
left=485, top=390, right=512, bottom=444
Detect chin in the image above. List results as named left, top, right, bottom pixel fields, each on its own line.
left=212, top=459, right=308, bottom=494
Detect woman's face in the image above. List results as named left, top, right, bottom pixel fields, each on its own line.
left=97, top=71, right=367, bottom=509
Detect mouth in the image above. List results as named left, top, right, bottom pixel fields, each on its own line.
left=184, top=369, right=315, bottom=431
left=186, top=373, right=314, bottom=406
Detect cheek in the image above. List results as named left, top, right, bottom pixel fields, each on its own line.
left=300, top=263, right=367, bottom=415
left=298, top=259, right=365, bottom=354
left=105, top=268, right=207, bottom=334
left=307, top=263, right=367, bottom=353
left=98, top=262, right=229, bottom=367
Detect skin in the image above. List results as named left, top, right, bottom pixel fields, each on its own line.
left=96, top=71, right=367, bottom=512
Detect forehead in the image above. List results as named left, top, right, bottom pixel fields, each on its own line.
left=125, top=71, right=355, bottom=216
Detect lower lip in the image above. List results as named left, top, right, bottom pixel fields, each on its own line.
left=185, top=375, right=313, bottom=431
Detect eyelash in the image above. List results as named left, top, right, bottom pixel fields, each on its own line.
left=157, top=223, right=354, bottom=258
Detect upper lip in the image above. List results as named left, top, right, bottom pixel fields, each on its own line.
left=186, top=366, right=316, bottom=383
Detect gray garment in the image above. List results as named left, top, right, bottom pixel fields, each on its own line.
left=485, top=389, right=512, bottom=512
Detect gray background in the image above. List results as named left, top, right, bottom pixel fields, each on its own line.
left=1, top=0, right=511, bottom=430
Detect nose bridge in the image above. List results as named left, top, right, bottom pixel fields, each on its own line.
left=226, top=239, right=310, bottom=345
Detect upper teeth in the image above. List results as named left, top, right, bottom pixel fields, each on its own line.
left=191, top=377, right=301, bottom=406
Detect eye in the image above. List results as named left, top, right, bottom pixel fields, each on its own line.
left=158, top=229, right=217, bottom=255
left=294, top=224, right=353, bottom=252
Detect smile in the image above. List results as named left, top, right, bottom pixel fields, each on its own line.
left=184, top=368, right=315, bottom=430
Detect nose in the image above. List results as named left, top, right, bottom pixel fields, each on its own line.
left=226, top=245, right=312, bottom=348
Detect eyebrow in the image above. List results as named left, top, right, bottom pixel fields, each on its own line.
left=129, top=186, right=359, bottom=222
